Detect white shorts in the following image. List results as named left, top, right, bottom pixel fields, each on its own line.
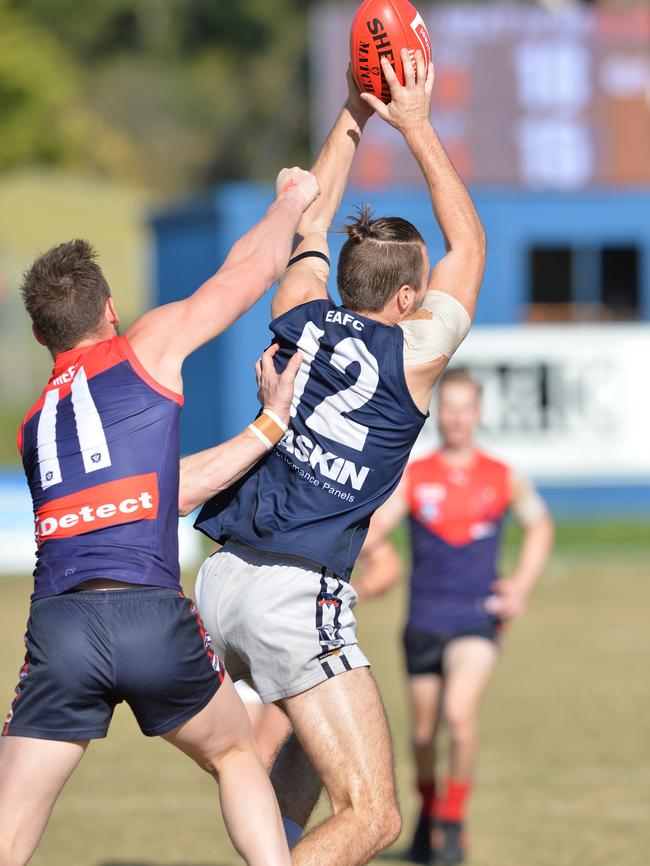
left=194, top=541, right=370, bottom=703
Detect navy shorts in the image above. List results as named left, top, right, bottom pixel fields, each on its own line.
left=2, top=588, right=224, bottom=741
left=403, top=622, right=501, bottom=677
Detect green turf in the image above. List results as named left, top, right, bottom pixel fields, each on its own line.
left=0, top=533, right=648, bottom=866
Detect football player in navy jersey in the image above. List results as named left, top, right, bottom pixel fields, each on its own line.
left=357, top=370, right=554, bottom=864
left=0, top=167, right=319, bottom=866
left=193, top=54, right=486, bottom=866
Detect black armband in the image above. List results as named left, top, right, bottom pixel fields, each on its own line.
left=287, top=250, right=330, bottom=268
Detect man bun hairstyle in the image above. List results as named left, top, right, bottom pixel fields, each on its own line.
left=337, top=205, right=426, bottom=313
left=20, top=239, right=111, bottom=355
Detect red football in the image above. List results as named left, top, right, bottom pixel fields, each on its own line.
left=350, top=0, right=433, bottom=103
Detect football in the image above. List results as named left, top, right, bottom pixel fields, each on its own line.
left=350, top=0, right=433, bottom=103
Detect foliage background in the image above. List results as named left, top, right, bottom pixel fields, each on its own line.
left=0, top=0, right=322, bottom=445
left=0, top=0, right=315, bottom=191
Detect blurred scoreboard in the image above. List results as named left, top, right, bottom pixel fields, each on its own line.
left=311, top=3, right=650, bottom=189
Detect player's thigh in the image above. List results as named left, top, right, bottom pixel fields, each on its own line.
left=0, top=736, right=87, bottom=857
left=281, top=667, right=396, bottom=815
left=162, top=673, right=257, bottom=773
left=409, top=674, right=444, bottom=741
left=442, top=637, right=499, bottom=720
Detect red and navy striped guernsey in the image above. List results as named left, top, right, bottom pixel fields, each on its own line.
left=19, top=336, right=184, bottom=600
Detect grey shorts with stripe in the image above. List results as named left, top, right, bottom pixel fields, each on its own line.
left=194, top=541, right=370, bottom=703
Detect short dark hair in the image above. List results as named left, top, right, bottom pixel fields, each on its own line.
left=337, top=205, right=425, bottom=313
left=20, top=240, right=111, bottom=355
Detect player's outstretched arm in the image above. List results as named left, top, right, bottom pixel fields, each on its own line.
left=489, top=476, right=555, bottom=619
left=362, top=50, right=486, bottom=318
left=272, top=68, right=372, bottom=319
left=178, top=345, right=301, bottom=515
left=126, top=168, right=319, bottom=394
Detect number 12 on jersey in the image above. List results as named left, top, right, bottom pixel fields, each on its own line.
left=290, top=321, right=379, bottom=453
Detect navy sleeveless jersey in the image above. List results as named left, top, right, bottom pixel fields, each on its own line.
left=195, top=299, right=427, bottom=578
left=19, top=336, right=184, bottom=600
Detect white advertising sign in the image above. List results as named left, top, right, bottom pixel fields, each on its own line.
left=414, top=324, right=650, bottom=482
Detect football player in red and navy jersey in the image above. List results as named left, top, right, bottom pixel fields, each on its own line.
left=0, top=167, right=319, bottom=866
left=357, top=370, right=554, bottom=864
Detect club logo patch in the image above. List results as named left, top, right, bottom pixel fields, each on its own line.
left=318, top=593, right=342, bottom=608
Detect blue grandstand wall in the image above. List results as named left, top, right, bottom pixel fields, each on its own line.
left=151, top=186, right=650, bottom=516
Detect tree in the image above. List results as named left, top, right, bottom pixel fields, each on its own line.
left=0, top=2, right=82, bottom=170
left=2, top=0, right=314, bottom=190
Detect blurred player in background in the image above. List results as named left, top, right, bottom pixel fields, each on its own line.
left=357, top=369, right=554, bottom=864
left=193, top=53, right=485, bottom=866
left=0, top=168, right=319, bottom=866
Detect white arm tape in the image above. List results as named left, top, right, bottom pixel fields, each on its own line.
left=248, top=423, right=273, bottom=451
left=398, top=290, right=472, bottom=365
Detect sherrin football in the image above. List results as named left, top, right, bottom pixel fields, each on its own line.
left=350, top=0, right=433, bottom=103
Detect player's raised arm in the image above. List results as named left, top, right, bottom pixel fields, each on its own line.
left=126, top=167, right=319, bottom=393
left=272, top=68, right=373, bottom=319
left=362, top=50, right=486, bottom=319
left=362, top=50, right=485, bottom=408
left=178, top=345, right=302, bottom=516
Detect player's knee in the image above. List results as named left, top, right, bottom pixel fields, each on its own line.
left=380, top=801, right=403, bottom=848
left=349, top=789, right=401, bottom=852
left=200, top=737, right=259, bottom=778
left=412, top=723, right=435, bottom=749
left=368, top=799, right=402, bottom=851
left=200, top=745, right=241, bottom=777
left=445, top=705, right=476, bottom=741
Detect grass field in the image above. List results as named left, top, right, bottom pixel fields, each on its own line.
left=1, top=526, right=648, bottom=866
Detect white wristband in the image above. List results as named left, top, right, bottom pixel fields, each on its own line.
left=262, top=408, right=288, bottom=433
left=248, top=423, right=273, bottom=451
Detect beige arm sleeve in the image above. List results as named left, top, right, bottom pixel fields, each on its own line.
left=398, top=290, right=472, bottom=366
left=510, top=472, right=549, bottom=528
